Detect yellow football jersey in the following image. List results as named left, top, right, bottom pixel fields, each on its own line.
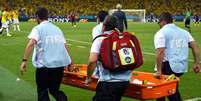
left=7, top=11, right=12, bottom=20
left=13, top=10, right=19, bottom=19
left=1, top=11, right=8, bottom=23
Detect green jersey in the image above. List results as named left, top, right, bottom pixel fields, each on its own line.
left=185, top=11, right=192, bottom=18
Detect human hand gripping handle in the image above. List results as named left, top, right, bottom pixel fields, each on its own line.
left=85, top=76, right=92, bottom=86
left=20, top=61, right=27, bottom=76
left=192, top=63, right=200, bottom=73
left=153, top=63, right=162, bottom=79
left=85, top=68, right=93, bottom=85
left=154, top=70, right=162, bottom=79
left=85, top=53, right=97, bottom=85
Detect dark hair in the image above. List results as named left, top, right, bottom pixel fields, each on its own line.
left=98, top=10, right=108, bottom=22
left=158, top=12, right=173, bottom=23
left=35, top=7, right=48, bottom=20
left=103, top=15, right=118, bottom=31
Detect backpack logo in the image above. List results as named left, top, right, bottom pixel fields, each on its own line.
left=119, top=48, right=134, bottom=65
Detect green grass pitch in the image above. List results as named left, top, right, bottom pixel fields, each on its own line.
left=0, top=21, right=200, bottom=101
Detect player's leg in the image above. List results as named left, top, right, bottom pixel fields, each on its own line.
left=17, top=24, right=21, bottom=31
left=6, top=27, right=11, bottom=36
left=13, top=24, right=17, bottom=31
left=185, top=18, right=191, bottom=32
left=1, top=22, right=11, bottom=36
left=7, top=20, right=12, bottom=31
left=0, top=27, right=4, bottom=34
left=93, top=81, right=129, bottom=101
left=194, top=19, right=198, bottom=26
left=0, top=20, right=4, bottom=34
left=164, top=61, right=183, bottom=101
left=71, top=19, right=74, bottom=27
left=36, top=68, right=50, bottom=101
left=196, top=19, right=199, bottom=26
left=73, top=19, right=76, bottom=27
left=16, top=19, right=21, bottom=31
left=5, top=22, right=11, bottom=36
left=13, top=19, right=16, bottom=31
left=0, top=18, right=2, bottom=29
left=48, top=67, right=67, bottom=101
left=194, top=19, right=196, bottom=26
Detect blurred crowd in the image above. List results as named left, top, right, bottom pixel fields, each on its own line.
left=0, top=0, right=201, bottom=17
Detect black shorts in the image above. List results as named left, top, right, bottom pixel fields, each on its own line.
left=185, top=17, right=190, bottom=26
left=0, top=18, right=2, bottom=27
left=195, top=18, right=199, bottom=22
left=162, top=61, right=183, bottom=77
left=93, top=81, right=129, bottom=101
left=71, top=18, right=75, bottom=22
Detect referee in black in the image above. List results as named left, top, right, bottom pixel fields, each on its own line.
left=112, top=4, right=128, bottom=32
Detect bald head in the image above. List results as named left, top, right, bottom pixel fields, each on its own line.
left=116, top=4, right=122, bottom=10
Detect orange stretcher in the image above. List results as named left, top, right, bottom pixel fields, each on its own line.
left=62, top=64, right=179, bottom=100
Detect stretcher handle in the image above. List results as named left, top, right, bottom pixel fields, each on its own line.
left=168, top=89, right=176, bottom=94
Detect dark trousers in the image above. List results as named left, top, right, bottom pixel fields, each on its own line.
left=71, top=19, right=76, bottom=26
left=93, top=81, right=129, bottom=101
left=185, top=17, right=191, bottom=32
left=185, top=17, right=190, bottom=27
left=156, top=61, right=183, bottom=101
left=36, top=67, right=67, bottom=101
left=0, top=19, right=2, bottom=28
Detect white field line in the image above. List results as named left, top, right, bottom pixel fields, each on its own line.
left=20, top=31, right=197, bottom=63
left=67, top=39, right=91, bottom=45
left=77, top=45, right=86, bottom=48
left=67, top=43, right=72, bottom=46
left=184, top=97, right=201, bottom=101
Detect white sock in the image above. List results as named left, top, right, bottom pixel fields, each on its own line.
left=14, top=25, right=16, bottom=31
left=17, top=25, right=20, bottom=31
left=6, top=28, right=9, bottom=34
left=0, top=28, right=3, bottom=32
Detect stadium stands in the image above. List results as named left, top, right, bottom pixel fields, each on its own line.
left=0, top=0, right=200, bottom=17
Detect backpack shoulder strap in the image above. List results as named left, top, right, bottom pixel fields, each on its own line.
left=92, top=34, right=109, bottom=43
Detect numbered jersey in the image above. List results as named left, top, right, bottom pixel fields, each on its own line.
left=97, top=31, right=143, bottom=71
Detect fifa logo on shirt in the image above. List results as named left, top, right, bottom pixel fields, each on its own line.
left=45, top=36, right=65, bottom=44
left=170, top=39, right=188, bottom=48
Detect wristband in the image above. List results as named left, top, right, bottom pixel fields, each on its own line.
left=22, top=59, right=27, bottom=62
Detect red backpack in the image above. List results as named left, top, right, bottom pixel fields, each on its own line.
left=94, top=30, right=143, bottom=71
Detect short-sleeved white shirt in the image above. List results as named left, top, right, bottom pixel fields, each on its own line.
left=154, top=24, right=194, bottom=73
left=154, top=25, right=194, bottom=49
left=92, top=23, right=103, bottom=39
left=28, top=21, right=70, bottom=68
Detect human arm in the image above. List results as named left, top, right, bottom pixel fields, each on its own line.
left=85, top=37, right=101, bottom=84
left=155, top=48, right=165, bottom=78
left=189, top=41, right=200, bottom=73
left=123, top=12, right=128, bottom=30
left=85, top=53, right=98, bottom=84
left=64, top=43, right=76, bottom=72
left=20, top=39, right=36, bottom=75
left=65, top=43, right=73, bottom=65
left=154, top=31, right=165, bottom=78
